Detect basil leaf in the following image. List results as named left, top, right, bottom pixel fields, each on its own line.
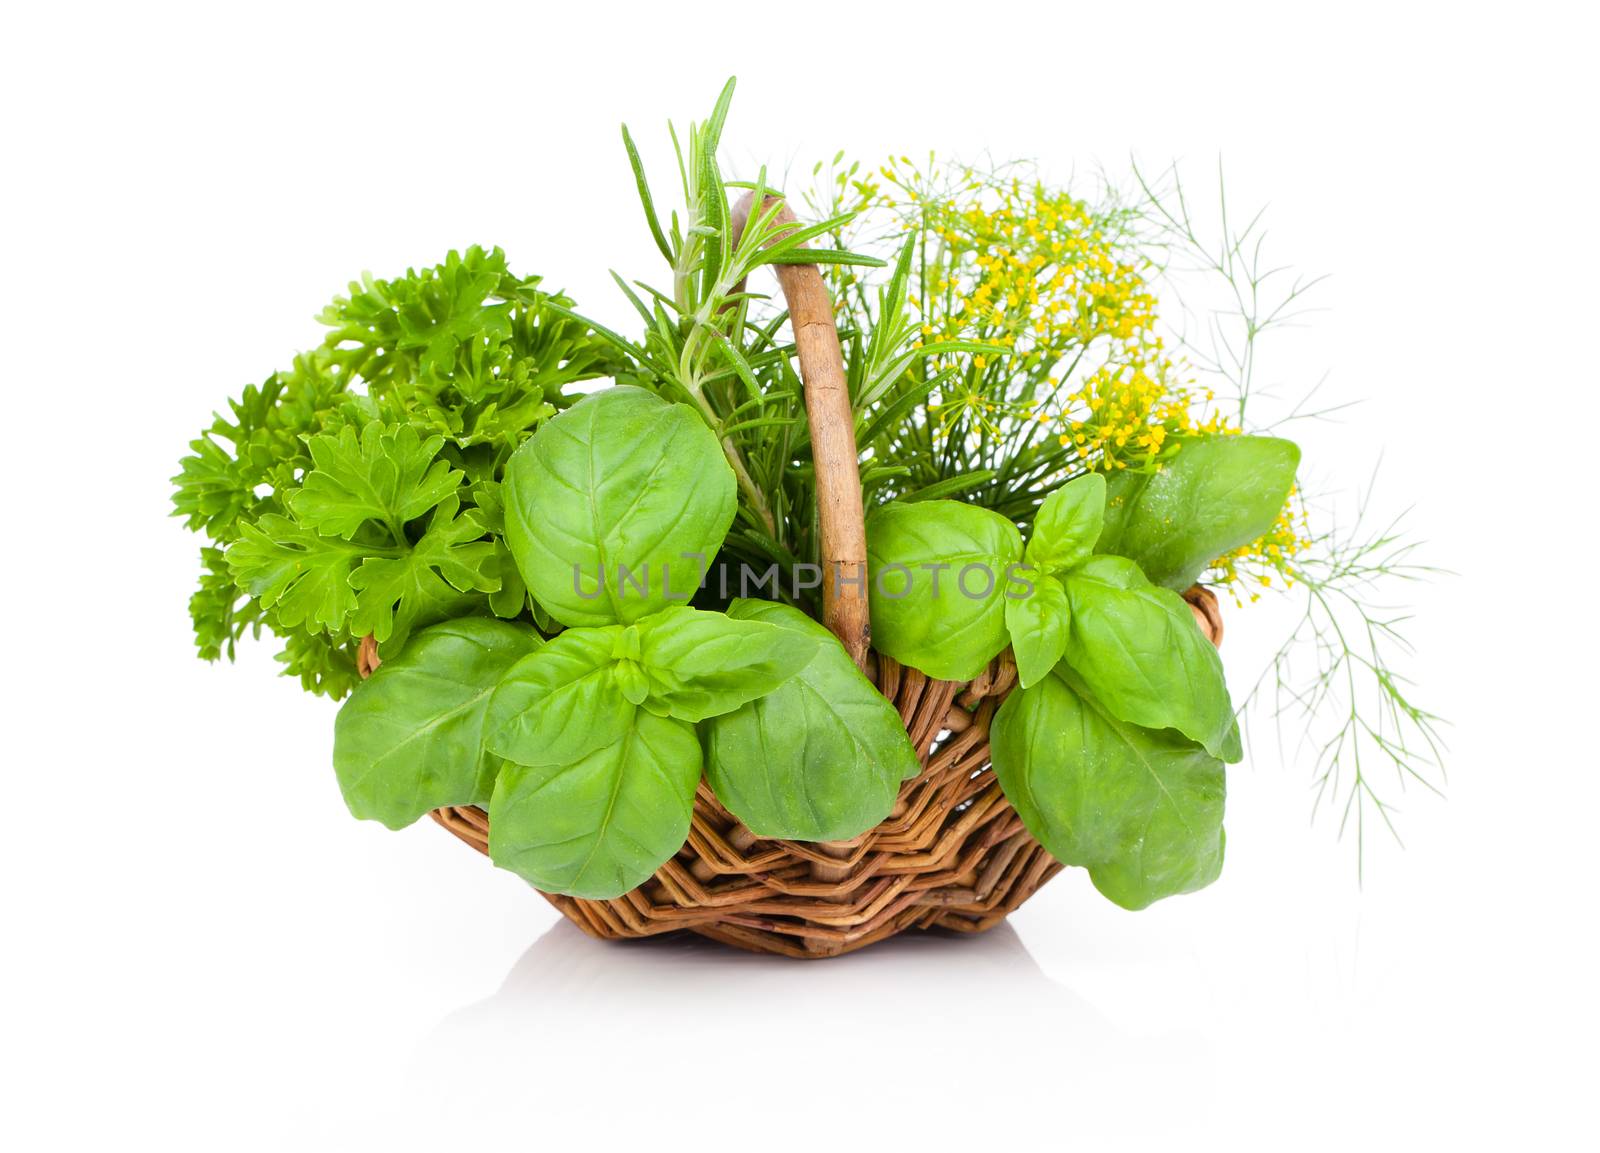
left=866, top=499, right=1023, bottom=681
left=485, top=627, right=632, bottom=767
left=1004, top=573, right=1069, bottom=690
left=1025, top=472, right=1105, bottom=573
left=635, top=605, right=821, bottom=722
left=991, top=667, right=1226, bottom=910
left=1061, top=556, right=1241, bottom=761
left=502, top=386, right=736, bottom=627
left=332, top=618, right=541, bottom=829
left=488, top=710, right=702, bottom=899
left=1096, top=435, right=1300, bottom=589
left=704, top=600, right=917, bottom=841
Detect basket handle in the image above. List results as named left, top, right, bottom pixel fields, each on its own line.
left=730, top=192, right=871, bottom=668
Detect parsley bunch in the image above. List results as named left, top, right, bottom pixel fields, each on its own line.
left=171, top=246, right=618, bottom=698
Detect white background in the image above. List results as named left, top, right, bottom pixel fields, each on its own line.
left=4, top=3, right=1596, bottom=1149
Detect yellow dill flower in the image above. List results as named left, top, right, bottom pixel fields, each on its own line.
left=869, top=159, right=1256, bottom=481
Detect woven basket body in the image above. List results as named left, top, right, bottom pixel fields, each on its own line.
left=431, top=652, right=1063, bottom=958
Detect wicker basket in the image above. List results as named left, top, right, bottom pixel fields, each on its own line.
left=370, top=196, right=1222, bottom=958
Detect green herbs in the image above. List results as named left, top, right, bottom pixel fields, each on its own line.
left=171, top=246, right=617, bottom=694
left=483, top=606, right=818, bottom=897
left=1095, top=435, right=1301, bottom=590
left=866, top=464, right=1243, bottom=908
left=333, top=618, right=542, bottom=829
left=325, top=391, right=911, bottom=900
left=1004, top=473, right=1107, bottom=687
left=1061, top=556, right=1240, bottom=762
left=475, top=391, right=824, bottom=896
left=501, top=387, right=735, bottom=626
left=595, top=79, right=892, bottom=590
left=864, top=499, right=1022, bottom=680
left=174, top=79, right=1438, bottom=918
left=991, top=667, right=1226, bottom=910
left=866, top=468, right=1242, bottom=744
left=488, top=713, right=704, bottom=901
left=704, top=601, right=918, bottom=841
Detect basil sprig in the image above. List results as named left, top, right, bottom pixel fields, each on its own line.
left=483, top=605, right=819, bottom=897
left=869, top=463, right=1251, bottom=907
left=866, top=469, right=1238, bottom=726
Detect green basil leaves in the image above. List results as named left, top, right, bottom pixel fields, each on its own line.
left=1096, top=435, right=1300, bottom=589
left=991, top=667, right=1226, bottom=910
left=332, top=618, right=543, bottom=829
left=482, top=606, right=819, bottom=897
left=1003, top=473, right=1106, bottom=688
left=501, top=386, right=736, bottom=627
left=865, top=476, right=1239, bottom=761
left=328, top=390, right=1291, bottom=914
left=632, top=606, right=826, bottom=722
left=485, top=607, right=819, bottom=762
left=704, top=601, right=919, bottom=842
left=984, top=470, right=1241, bottom=907
left=1025, top=472, right=1105, bottom=573
left=482, top=390, right=835, bottom=898
left=486, top=627, right=636, bottom=768
left=1063, top=556, right=1242, bottom=762
left=865, top=499, right=1023, bottom=680
left=489, top=710, right=704, bottom=899
left=1004, top=576, right=1069, bottom=691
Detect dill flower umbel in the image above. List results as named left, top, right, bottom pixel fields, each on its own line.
left=834, top=160, right=1252, bottom=525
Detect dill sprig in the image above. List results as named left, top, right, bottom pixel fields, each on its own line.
left=1258, top=481, right=1448, bottom=879
left=1133, top=160, right=1448, bottom=872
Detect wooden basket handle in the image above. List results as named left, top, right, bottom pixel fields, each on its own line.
left=730, top=192, right=871, bottom=668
